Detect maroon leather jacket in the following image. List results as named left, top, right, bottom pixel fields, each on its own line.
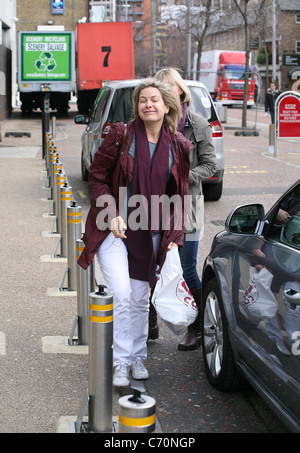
left=78, top=120, right=192, bottom=271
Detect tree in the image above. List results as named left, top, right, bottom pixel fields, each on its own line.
left=159, top=0, right=214, bottom=77
left=189, top=0, right=213, bottom=79
left=233, top=0, right=251, bottom=127
left=233, top=0, right=268, bottom=127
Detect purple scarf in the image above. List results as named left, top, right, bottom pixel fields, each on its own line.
left=125, top=118, right=170, bottom=286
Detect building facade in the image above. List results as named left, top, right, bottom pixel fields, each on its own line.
left=0, top=0, right=17, bottom=118
left=4, top=0, right=299, bottom=114
left=16, top=0, right=88, bottom=32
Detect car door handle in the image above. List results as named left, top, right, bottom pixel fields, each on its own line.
left=283, top=288, right=300, bottom=305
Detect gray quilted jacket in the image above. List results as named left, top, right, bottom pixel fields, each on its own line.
left=183, top=109, right=217, bottom=233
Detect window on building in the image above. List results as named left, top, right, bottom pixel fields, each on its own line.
left=296, top=41, right=300, bottom=54
left=296, top=13, right=300, bottom=24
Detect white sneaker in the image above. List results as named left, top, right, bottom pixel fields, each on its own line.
left=113, top=363, right=130, bottom=386
left=131, top=358, right=149, bottom=380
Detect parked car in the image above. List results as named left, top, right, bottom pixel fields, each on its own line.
left=74, top=79, right=224, bottom=201
left=201, top=178, right=300, bottom=432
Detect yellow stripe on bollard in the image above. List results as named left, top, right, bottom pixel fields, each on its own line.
left=61, top=192, right=72, bottom=201
left=118, top=414, right=155, bottom=427
left=89, top=303, right=113, bottom=311
left=89, top=315, right=113, bottom=323
left=67, top=212, right=81, bottom=223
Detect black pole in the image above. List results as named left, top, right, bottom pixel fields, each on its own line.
left=42, top=92, right=50, bottom=160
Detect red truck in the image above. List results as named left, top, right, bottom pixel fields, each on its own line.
left=76, top=22, right=135, bottom=113
left=198, top=50, right=255, bottom=107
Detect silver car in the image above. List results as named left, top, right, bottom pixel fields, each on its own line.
left=201, top=179, right=300, bottom=432
left=74, top=79, right=224, bottom=201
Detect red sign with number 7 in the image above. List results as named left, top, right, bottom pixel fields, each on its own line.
left=77, top=22, right=134, bottom=91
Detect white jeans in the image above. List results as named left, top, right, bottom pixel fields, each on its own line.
left=97, top=232, right=160, bottom=367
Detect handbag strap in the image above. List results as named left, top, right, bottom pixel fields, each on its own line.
left=122, top=123, right=127, bottom=146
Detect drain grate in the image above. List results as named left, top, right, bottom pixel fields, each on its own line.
left=5, top=132, right=31, bottom=138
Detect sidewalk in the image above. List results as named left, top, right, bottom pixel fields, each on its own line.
left=0, top=113, right=109, bottom=433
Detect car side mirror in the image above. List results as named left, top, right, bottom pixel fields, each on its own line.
left=225, top=203, right=265, bottom=235
left=74, top=114, right=89, bottom=125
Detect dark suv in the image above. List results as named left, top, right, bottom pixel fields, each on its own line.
left=74, top=79, right=224, bottom=201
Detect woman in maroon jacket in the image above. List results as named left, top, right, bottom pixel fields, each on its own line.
left=78, top=78, right=192, bottom=386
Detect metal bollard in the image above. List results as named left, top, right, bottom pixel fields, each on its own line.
left=88, top=285, right=113, bottom=433
left=52, top=116, right=56, bottom=139
left=59, top=183, right=73, bottom=258
left=45, top=143, right=55, bottom=186
left=44, top=133, right=52, bottom=172
left=50, top=159, right=62, bottom=216
left=118, top=390, right=156, bottom=433
left=48, top=152, right=58, bottom=200
left=52, top=159, right=62, bottom=203
left=47, top=143, right=55, bottom=171
left=76, top=239, right=95, bottom=345
left=67, top=201, right=82, bottom=291
left=54, top=171, right=66, bottom=235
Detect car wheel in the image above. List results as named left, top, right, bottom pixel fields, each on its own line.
left=81, top=152, right=89, bottom=182
left=203, top=181, right=223, bottom=201
left=201, top=278, right=246, bottom=391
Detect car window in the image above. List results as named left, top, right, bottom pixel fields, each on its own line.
left=102, top=84, right=217, bottom=125
left=107, top=87, right=135, bottom=123
left=91, top=87, right=111, bottom=123
left=188, top=86, right=217, bottom=122
left=267, top=184, right=300, bottom=249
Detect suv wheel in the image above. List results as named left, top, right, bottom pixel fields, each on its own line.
left=203, top=181, right=223, bottom=202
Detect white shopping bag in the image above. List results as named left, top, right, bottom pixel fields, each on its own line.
left=242, top=267, right=278, bottom=322
left=152, top=247, right=198, bottom=335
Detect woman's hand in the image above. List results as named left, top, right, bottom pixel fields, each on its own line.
left=110, top=216, right=127, bottom=239
left=167, top=242, right=178, bottom=250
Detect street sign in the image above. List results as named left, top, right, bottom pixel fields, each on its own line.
left=51, top=0, right=64, bottom=15
left=283, top=54, right=300, bottom=66
left=278, top=94, right=300, bottom=138
left=274, top=91, right=300, bottom=156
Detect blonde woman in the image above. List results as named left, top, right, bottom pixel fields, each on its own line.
left=78, top=78, right=192, bottom=385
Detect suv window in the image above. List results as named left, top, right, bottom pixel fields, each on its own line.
left=189, top=86, right=217, bottom=122
left=108, top=87, right=135, bottom=123
left=91, top=87, right=111, bottom=123
left=105, top=85, right=217, bottom=126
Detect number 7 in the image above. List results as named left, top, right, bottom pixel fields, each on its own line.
left=102, top=46, right=111, bottom=67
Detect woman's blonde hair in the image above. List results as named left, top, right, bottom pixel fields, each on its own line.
left=132, top=77, right=181, bottom=135
left=154, top=67, right=192, bottom=107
